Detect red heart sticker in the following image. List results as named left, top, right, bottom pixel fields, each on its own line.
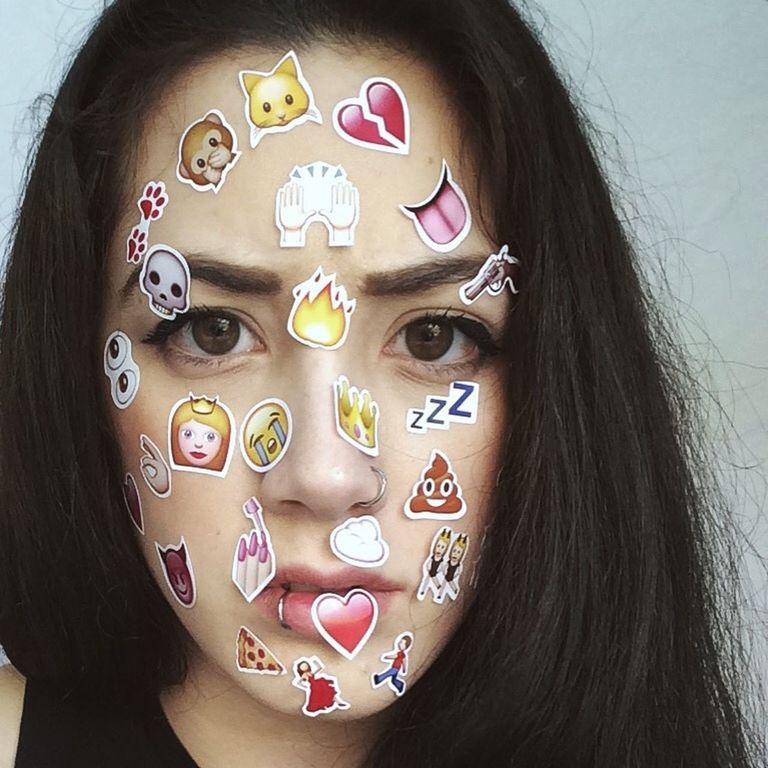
left=333, top=78, right=410, bottom=155
left=311, top=588, right=379, bottom=659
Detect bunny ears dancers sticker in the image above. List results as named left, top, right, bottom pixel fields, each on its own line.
left=416, top=528, right=469, bottom=604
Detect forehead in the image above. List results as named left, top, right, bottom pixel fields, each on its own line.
left=117, top=45, right=490, bottom=278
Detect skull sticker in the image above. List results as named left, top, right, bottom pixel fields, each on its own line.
left=103, top=330, right=140, bottom=409
left=139, top=245, right=191, bottom=319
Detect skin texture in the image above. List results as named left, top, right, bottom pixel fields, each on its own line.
left=102, top=47, right=509, bottom=767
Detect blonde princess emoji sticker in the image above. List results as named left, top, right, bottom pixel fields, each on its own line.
left=292, top=656, right=350, bottom=718
left=239, top=50, right=322, bottom=149
left=231, top=497, right=276, bottom=602
left=404, top=449, right=467, bottom=520
left=168, top=394, right=235, bottom=477
left=333, top=375, right=380, bottom=456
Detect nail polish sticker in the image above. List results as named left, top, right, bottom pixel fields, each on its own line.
left=292, top=656, right=351, bottom=717
left=168, top=394, right=235, bottom=478
left=103, top=331, right=140, bottom=409
left=287, top=266, right=356, bottom=350
left=126, top=181, right=168, bottom=264
left=416, top=527, right=469, bottom=604
left=404, top=449, right=467, bottom=520
left=311, top=588, right=378, bottom=660
left=236, top=626, right=286, bottom=675
left=239, top=51, right=322, bottom=149
left=400, top=160, right=471, bottom=253
left=232, top=497, right=276, bottom=602
left=406, top=381, right=479, bottom=434
left=139, top=434, right=172, bottom=498
left=177, top=109, right=241, bottom=193
left=370, top=632, right=413, bottom=697
left=122, top=473, right=144, bottom=534
left=459, top=244, right=519, bottom=304
left=330, top=515, right=389, bottom=569
left=275, top=162, right=359, bottom=247
left=333, top=77, right=409, bottom=155
left=156, top=536, right=196, bottom=608
left=240, top=398, right=292, bottom=473
left=333, top=375, right=379, bottom=456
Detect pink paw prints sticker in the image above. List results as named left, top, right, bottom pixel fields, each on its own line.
left=125, top=181, right=169, bottom=264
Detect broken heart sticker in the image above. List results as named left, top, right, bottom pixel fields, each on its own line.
left=311, top=588, right=379, bottom=660
left=333, top=78, right=410, bottom=155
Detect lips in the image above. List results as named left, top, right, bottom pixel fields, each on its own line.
left=190, top=451, right=208, bottom=460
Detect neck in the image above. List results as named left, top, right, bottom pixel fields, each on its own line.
left=160, top=645, right=383, bottom=768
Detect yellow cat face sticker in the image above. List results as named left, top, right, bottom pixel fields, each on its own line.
left=239, top=51, right=322, bottom=148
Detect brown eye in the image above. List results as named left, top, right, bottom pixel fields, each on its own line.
left=196, top=159, right=206, bottom=168
left=285, top=93, right=294, bottom=105
left=191, top=315, right=241, bottom=355
left=208, top=137, right=218, bottom=147
left=262, top=102, right=271, bottom=113
left=118, top=373, right=129, bottom=393
left=404, top=318, right=454, bottom=361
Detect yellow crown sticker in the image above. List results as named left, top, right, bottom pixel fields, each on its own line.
left=333, top=375, right=380, bottom=457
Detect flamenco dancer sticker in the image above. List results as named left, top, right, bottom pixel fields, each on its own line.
left=292, top=656, right=350, bottom=718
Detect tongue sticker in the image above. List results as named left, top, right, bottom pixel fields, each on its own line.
left=400, top=160, right=471, bottom=253
left=311, top=588, right=379, bottom=660
left=231, top=497, right=276, bottom=602
left=333, top=77, right=410, bottom=155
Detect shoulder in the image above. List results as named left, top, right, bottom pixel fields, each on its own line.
left=0, top=665, right=25, bottom=768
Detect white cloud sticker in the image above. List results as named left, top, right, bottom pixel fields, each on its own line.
left=330, top=515, right=389, bottom=568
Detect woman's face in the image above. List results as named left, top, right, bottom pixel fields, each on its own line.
left=102, top=46, right=510, bottom=719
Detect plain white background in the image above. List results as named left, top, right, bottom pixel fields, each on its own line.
left=0, top=0, right=765, bottom=710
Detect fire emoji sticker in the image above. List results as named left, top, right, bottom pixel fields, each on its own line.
left=287, top=267, right=356, bottom=350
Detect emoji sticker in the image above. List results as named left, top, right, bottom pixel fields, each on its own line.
left=371, top=632, right=413, bottom=696
left=122, top=473, right=144, bottom=534
left=287, top=267, right=356, bottom=350
left=333, top=77, right=410, bottom=155
left=232, top=497, right=276, bottom=602
left=239, top=50, right=322, bottom=149
left=330, top=515, right=389, bottom=569
left=156, top=536, right=196, bottom=608
left=400, top=160, right=471, bottom=253
left=236, top=626, right=286, bottom=675
left=139, top=244, right=191, bottom=320
left=334, top=375, right=380, bottom=456
left=404, top=449, right=467, bottom=520
left=275, top=162, right=360, bottom=247
left=406, top=381, right=479, bottom=434
left=138, top=434, right=172, bottom=498
left=103, top=331, right=140, bottom=409
left=292, top=656, right=350, bottom=718
left=177, top=109, right=240, bottom=193
left=459, top=244, right=520, bottom=304
left=240, top=398, right=292, bottom=473
left=311, top=588, right=379, bottom=660
left=168, top=394, right=235, bottom=477
left=416, top=527, right=469, bottom=604
left=125, top=180, right=168, bottom=263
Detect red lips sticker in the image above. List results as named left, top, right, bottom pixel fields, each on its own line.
left=333, top=78, right=410, bottom=155
left=311, top=588, right=379, bottom=659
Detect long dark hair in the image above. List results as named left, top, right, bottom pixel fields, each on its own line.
left=0, top=1, right=761, bottom=765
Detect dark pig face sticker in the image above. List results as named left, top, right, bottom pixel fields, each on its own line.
left=404, top=449, right=467, bottom=521
left=156, top=537, right=196, bottom=608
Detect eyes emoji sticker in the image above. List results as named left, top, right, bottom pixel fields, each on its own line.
left=240, top=398, right=292, bottom=473
left=404, top=449, right=467, bottom=520
left=177, top=109, right=240, bottom=193
left=239, top=50, right=322, bottom=149
left=103, top=331, right=140, bottom=409
left=334, top=375, right=379, bottom=456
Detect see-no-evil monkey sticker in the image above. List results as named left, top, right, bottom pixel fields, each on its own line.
left=406, top=381, right=479, bottom=434
left=177, top=109, right=241, bottom=193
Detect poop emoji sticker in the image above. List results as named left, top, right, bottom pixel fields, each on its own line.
left=156, top=536, right=196, bottom=608
left=139, top=245, right=191, bottom=320
left=400, top=160, right=471, bottom=253
left=333, top=77, right=410, bottom=155
left=122, top=473, right=144, bottom=534
left=311, top=588, right=379, bottom=660
left=416, top=527, right=469, bottom=604
left=240, top=398, right=292, bottom=473
left=275, top=162, right=359, bottom=247
left=126, top=181, right=168, bottom=264
left=231, top=497, right=276, bottom=602
left=334, top=375, right=379, bottom=456
left=177, top=109, right=240, bottom=193
left=292, top=656, right=350, bottom=718
left=103, top=331, right=140, bottom=409
left=168, top=394, right=235, bottom=477
left=459, top=244, right=520, bottom=304
left=330, top=515, right=390, bottom=569
left=371, top=632, right=413, bottom=697
left=287, top=267, right=356, bottom=350
left=239, top=51, right=322, bottom=149
left=236, top=626, right=286, bottom=675
left=404, top=449, right=467, bottom=520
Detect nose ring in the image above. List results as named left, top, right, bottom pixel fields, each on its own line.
left=357, top=466, right=387, bottom=508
